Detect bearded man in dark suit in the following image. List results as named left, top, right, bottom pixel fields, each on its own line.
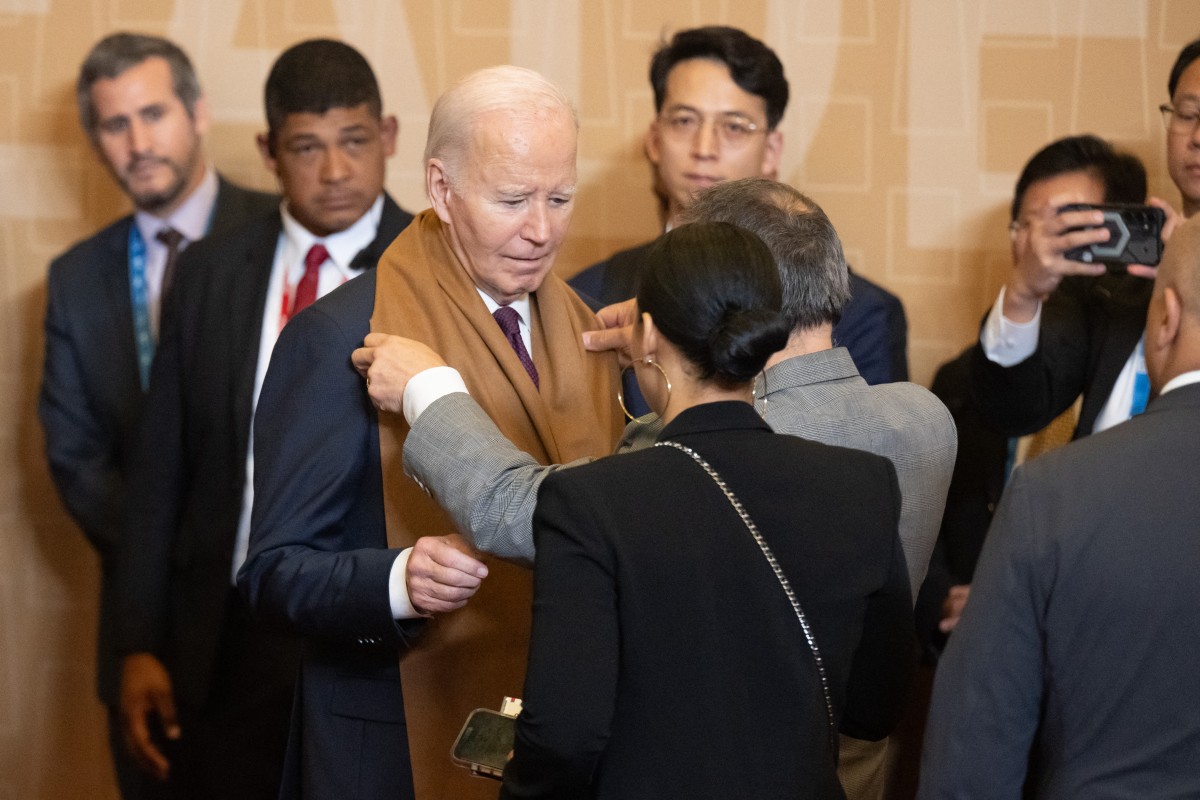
left=38, top=32, right=276, bottom=798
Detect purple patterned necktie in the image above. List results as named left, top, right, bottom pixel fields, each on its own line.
left=493, top=306, right=539, bottom=388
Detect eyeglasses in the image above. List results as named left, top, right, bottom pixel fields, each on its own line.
left=657, top=110, right=765, bottom=148
left=1159, top=103, right=1200, bottom=135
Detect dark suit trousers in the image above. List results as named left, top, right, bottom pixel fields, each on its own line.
left=164, top=591, right=296, bottom=800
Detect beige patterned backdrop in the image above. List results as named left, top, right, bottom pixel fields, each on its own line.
left=1, top=1, right=1194, bottom=796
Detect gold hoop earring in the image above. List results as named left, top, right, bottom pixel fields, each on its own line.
left=617, top=356, right=672, bottom=422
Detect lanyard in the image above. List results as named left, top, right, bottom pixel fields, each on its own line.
left=1131, top=337, right=1150, bottom=417
left=128, top=225, right=154, bottom=391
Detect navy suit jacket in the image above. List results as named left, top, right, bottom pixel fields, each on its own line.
left=835, top=270, right=909, bottom=384
left=113, top=196, right=411, bottom=712
left=239, top=267, right=420, bottom=800
left=38, top=176, right=276, bottom=704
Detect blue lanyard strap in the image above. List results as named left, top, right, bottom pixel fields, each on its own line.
left=128, top=224, right=155, bottom=391
left=1131, top=337, right=1150, bottom=417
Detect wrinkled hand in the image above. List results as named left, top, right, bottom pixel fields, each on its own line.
left=938, top=584, right=971, bottom=634
left=351, top=333, right=447, bottom=414
left=1127, top=196, right=1183, bottom=280
left=119, top=652, right=179, bottom=781
left=1004, top=194, right=1112, bottom=321
left=406, top=534, right=489, bottom=615
left=582, top=298, right=638, bottom=367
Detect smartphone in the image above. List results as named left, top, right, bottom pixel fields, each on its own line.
left=450, top=708, right=516, bottom=780
left=1061, top=203, right=1165, bottom=269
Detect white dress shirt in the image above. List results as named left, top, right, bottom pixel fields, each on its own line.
left=980, top=286, right=1141, bottom=434
left=229, top=195, right=383, bottom=583
left=133, top=168, right=219, bottom=337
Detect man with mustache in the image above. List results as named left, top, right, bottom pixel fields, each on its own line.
left=38, top=32, right=275, bottom=799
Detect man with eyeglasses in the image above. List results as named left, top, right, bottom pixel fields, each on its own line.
left=570, top=26, right=910, bottom=386
left=969, top=39, right=1200, bottom=446
left=1162, top=38, right=1200, bottom=218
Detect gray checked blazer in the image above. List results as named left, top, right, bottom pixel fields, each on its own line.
left=403, top=346, right=956, bottom=598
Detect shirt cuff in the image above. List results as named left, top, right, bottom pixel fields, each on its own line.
left=980, top=285, right=1042, bottom=367
left=403, top=366, right=469, bottom=425
left=388, top=547, right=424, bottom=619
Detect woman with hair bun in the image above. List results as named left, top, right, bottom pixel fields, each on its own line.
left=502, top=222, right=913, bottom=800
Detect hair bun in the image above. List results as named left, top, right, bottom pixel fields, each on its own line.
left=708, top=308, right=791, bottom=383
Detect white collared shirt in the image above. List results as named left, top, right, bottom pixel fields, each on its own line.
left=231, top=194, right=384, bottom=583
left=1158, top=368, right=1200, bottom=396
left=133, top=168, right=219, bottom=336
left=980, top=286, right=1141, bottom=434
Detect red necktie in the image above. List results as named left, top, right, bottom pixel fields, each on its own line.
left=292, top=243, right=328, bottom=318
left=494, top=306, right=539, bottom=388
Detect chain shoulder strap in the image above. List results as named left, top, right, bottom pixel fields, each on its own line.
left=656, top=439, right=836, bottom=751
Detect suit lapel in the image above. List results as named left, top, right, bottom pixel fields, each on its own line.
left=228, top=196, right=410, bottom=457
left=99, top=217, right=145, bottom=396
left=231, top=216, right=284, bottom=460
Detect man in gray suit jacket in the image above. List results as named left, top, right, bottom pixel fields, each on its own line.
left=917, top=214, right=1200, bottom=799
left=355, top=177, right=957, bottom=798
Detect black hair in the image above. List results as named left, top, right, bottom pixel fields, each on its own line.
left=77, top=32, right=201, bottom=138
left=649, top=26, right=789, bottom=130
left=265, top=39, right=381, bottom=146
left=1168, top=37, right=1200, bottom=98
left=1011, top=134, right=1146, bottom=221
left=637, top=221, right=791, bottom=384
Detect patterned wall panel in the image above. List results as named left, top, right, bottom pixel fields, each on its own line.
left=0, top=1, right=1194, bottom=795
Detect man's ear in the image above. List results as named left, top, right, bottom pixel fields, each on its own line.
left=426, top=159, right=454, bottom=225
left=191, top=95, right=211, bottom=139
left=255, top=132, right=277, bottom=175
left=644, top=123, right=662, bottom=167
left=379, top=114, right=398, bottom=157
left=1155, top=286, right=1184, bottom=351
left=760, top=128, right=783, bottom=180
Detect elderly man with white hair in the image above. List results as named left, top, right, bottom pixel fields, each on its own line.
left=239, top=66, right=623, bottom=800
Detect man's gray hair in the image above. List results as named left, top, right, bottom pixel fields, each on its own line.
left=424, top=65, right=578, bottom=191
left=76, top=32, right=202, bottom=140
left=681, top=177, right=851, bottom=331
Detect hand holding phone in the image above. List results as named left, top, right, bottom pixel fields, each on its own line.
left=1061, top=203, right=1165, bottom=269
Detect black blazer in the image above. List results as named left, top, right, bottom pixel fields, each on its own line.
left=502, top=401, right=914, bottom=800
left=113, top=195, right=412, bottom=712
left=239, top=267, right=420, bottom=800
left=970, top=272, right=1152, bottom=438
left=38, top=176, right=277, bottom=705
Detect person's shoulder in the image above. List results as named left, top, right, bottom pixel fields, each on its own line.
left=214, top=175, right=278, bottom=222
left=862, top=380, right=957, bottom=446
left=569, top=240, right=653, bottom=303
left=541, top=439, right=667, bottom=497
left=49, top=214, right=132, bottom=277
left=847, top=269, right=903, bottom=313
left=303, top=268, right=377, bottom=332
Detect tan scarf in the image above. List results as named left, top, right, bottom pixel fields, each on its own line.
left=371, top=208, right=622, bottom=799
